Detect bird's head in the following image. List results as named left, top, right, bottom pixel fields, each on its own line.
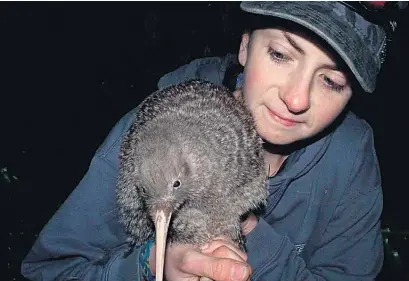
left=137, top=139, right=198, bottom=218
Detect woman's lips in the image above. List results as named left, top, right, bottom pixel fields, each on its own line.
left=267, top=108, right=300, bottom=127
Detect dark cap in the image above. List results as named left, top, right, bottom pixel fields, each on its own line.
left=240, top=1, right=389, bottom=93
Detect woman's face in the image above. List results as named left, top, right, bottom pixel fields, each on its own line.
left=238, top=28, right=353, bottom=145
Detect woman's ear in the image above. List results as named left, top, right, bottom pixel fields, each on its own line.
left=238, top=33, right=250, bottom=67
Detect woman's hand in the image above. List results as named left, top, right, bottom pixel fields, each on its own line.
left=147, top=213, right=258, bottom=281
left=241, top=213, right=258, bottom=236
left=148, top=238, right=251, bottom=281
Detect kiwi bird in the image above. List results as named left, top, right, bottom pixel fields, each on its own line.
left=116, top=80, right=267, bottom=281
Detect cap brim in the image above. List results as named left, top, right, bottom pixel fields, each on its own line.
left=241, top=1, right=381, bottom=93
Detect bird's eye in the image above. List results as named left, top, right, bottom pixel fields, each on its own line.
left=173, top=180, right=181, bottom=188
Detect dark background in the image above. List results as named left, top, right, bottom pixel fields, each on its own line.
left=2, top=2, right=408, bottom=281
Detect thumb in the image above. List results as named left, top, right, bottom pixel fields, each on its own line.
left=180, top=251, right=251, bottom=281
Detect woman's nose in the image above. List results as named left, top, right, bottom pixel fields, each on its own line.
left=278, top=73, right=311, bottom=114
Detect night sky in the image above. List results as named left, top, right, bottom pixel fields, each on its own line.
left=2, top=2, right=409, bottom=280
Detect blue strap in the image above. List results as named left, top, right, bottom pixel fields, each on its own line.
left=236, top=72, right=243, bottom=89
left=139, top=240, right=156, bottom=281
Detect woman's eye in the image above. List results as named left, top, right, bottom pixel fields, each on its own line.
left=322, top=75, right=346, bottom=93
left=268, top=47, right=291, bottom=63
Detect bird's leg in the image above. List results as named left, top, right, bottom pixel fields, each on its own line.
left=154, top=209, right=172, bottom=281
left=199, top=222, right=246, bottom=281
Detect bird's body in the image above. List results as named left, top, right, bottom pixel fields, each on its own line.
left=116, top=80, right=267, bottom=281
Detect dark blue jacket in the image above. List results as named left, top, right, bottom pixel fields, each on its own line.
left=21, top=55, right=384, bottom=281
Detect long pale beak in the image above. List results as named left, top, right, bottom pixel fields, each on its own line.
left=154, top=209, right=172, bottom=281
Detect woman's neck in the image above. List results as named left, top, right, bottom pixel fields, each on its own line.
left=262, top=142, right=292, bottom=177
left=264, top=150, right=288, bottom=177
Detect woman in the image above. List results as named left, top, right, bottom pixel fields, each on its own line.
left=21, top=2, right=405, bottom=281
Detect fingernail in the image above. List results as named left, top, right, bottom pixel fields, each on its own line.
left=231, top=264, right=248, bottom=281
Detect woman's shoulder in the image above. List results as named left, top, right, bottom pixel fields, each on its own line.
left=333, top=111, right=375, bottom=147
left=323, top=110, right=380, bottom=185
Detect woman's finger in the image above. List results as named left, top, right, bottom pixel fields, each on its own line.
left=211, top=245, right=246, bottom=262
left=179, top=250, right=251, bottom=281
left=201, top=239, right=247, bottom=261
